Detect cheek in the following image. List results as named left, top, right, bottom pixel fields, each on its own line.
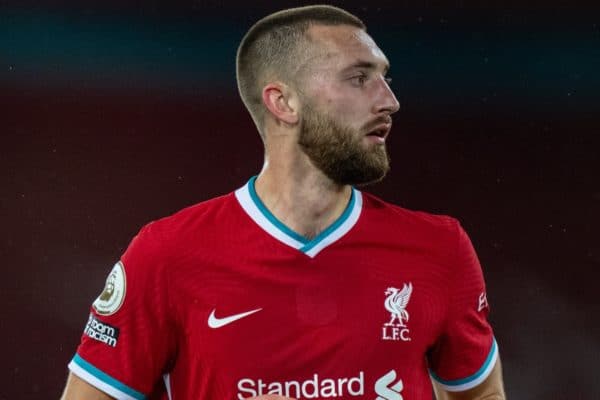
left=335, top=100, right=366, bottom=131
left=333, top=88, right=368, bottom=116
left=322, top=93, right=365, bottom=121
left=309, top=83, right=367, bottom=130
left=313, top=80, right=357, bottom=107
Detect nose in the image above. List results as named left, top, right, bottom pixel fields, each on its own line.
left=373, top=77, right=400, bottom=115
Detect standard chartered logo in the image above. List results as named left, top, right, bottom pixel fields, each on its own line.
left=237, top=370, right=404, bottom=399
left=237, top=372, right=364, bottom=399
left=375, top=370, right=404, bottom=400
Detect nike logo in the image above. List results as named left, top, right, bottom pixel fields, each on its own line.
left=208, top=308, right=262, bottom=328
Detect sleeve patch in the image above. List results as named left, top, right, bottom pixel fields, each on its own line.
left=69, top=354, right=145, bottom=400
left=83, top=314, right=120, bottom=347
left=429, top=337, right=499, bottom=392
left=93, top=261, right=127, bottom=316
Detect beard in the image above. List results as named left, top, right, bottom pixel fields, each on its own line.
left=298, top=102, right=390, bottom=186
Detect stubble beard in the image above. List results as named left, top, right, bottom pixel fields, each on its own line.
left=298, top=102, right=390, bottom=186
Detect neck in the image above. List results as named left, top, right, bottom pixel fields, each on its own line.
left=254, top=144, right=352, bottom=240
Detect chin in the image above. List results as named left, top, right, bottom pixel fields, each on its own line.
left=355, top=172, right=388, bottom=187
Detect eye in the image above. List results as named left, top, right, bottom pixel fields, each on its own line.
left=349, top=73, right=368, bottom=87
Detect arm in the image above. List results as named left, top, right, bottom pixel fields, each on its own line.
left=62, top=226, right=175, bottom=399
left=430, top=221, right=504, bottom=400
left=433, top=357, right=505, bottom=400
left=60, top=372, right=114, bottom=400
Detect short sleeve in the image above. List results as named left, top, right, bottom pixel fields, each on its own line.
left=69, top=223, right=176, bottom=399
left=427, top=221, right=498, bottom=392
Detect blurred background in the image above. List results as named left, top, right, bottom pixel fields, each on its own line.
left=1, top=1, right=599, bottom=399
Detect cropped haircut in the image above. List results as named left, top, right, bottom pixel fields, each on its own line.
left=236, top=5, right=365, bottom=137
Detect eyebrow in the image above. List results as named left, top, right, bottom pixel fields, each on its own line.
left=341, top=60, right=390, bottom=74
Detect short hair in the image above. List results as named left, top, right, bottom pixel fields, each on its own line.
left=236, top=5, right=365, bottom=136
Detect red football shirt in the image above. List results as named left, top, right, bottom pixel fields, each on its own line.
left=69, top=177, right=498, bottom=399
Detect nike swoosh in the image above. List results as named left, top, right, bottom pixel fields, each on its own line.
left=208, top=308, right=262, bottom=328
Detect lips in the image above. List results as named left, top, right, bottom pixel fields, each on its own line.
left=364, top=115, right=393, bottom=138
left=366, top=123, right=392, bottom=140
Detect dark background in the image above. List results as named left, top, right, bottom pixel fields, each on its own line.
left=2, top=1, right=599, bottom=399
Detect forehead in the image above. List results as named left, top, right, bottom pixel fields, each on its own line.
left=306, top=24, right=389, bottom=71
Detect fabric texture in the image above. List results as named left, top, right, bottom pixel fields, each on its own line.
left=70, top=179, right=496, bottom=399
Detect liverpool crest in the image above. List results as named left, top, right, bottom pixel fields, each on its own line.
left=382, top=283, right=412, bottom=342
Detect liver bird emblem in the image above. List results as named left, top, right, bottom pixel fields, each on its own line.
left=384, top=283, right=413, bottom=327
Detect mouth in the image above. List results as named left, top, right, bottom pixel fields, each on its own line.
left=365, top=124, right=392, bottom=143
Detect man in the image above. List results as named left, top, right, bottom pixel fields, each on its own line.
left=61, top=5, right=505, bottom=400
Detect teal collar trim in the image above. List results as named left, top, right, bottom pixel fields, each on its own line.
left=235, top=176, right=363, bottom=258
left=247, top=176, right=309, bottom=244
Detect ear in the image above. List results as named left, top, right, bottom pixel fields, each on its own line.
left=262, top=82, right=299, bottom=125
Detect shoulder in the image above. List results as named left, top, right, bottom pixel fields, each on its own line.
left=127, top=192, right=238, bottom=256
left=357, top=191, right=465, bottom=260
left=358, top=191, right=467, bottom=269
left=154, top=192, right=235, bottom=230
left=360, top=191, right=460, bottom=236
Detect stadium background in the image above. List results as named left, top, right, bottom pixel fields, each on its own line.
left=1, top=1, right=599, bottom=398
